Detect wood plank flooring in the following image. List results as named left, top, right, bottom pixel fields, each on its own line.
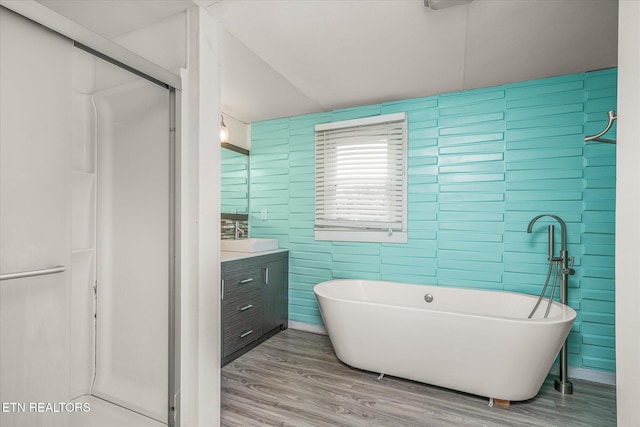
left=221, top=329, right=616, bottom=427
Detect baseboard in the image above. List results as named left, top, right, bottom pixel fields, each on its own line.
left=549, top=363, right=616, bottom=386
left=288, top=321, right=327, bottom=335
left=289, top=321, right=616, bottom=386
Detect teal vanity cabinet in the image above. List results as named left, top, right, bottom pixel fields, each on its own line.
left=221, top=250, right=288, bottom=365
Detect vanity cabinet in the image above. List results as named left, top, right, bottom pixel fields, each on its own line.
left=221, top=250, right=288, bottom=365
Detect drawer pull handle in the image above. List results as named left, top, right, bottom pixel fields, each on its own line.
left=239, top=330, right=253, bottom=338
left=239, top=278, right=254, bottom=284
left=239, top=304, right=254, bottom=312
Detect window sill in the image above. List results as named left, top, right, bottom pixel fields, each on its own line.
left=314, top=229, right=407, bottom=244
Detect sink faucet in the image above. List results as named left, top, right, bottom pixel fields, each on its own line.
left=234, top=221, right=245, bottom=240
left=527, top=214, right=575, bottom=395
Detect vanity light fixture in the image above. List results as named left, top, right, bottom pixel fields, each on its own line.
left=220, top=114, right=230, bottom=143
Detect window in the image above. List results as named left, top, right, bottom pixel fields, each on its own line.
left=315, top=112, right=408, bottom=243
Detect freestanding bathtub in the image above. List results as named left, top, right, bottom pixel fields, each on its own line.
left=313, top=279, right=576, bottom=403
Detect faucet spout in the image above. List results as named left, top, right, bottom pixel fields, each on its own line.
left=527, top=214, right=567, bottom=253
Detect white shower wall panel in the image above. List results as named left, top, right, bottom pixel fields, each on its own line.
left=93, top=81, right=170, bottom=423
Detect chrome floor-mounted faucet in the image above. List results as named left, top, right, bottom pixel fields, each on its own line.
left=527, top=214, right=575, bottom=395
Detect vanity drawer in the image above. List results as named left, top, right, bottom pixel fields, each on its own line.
left=223, top=287, right=262, bottom=321
left=223, top=311, right=263, bottom=357
left=222, top=266, right=262, bottom=298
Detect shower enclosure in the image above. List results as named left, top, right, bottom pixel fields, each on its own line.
left=1, top=7, right=177, bottom=427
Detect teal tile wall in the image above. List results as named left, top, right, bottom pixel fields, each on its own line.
left=250, top=68, right=617, bottom=373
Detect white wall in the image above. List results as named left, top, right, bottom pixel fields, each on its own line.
left=616, top=2, right=640, bottom=425
left=179, top=6, right=222, bottom=427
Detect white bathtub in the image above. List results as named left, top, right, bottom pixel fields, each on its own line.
left=313, top=279, right=576, bottom=402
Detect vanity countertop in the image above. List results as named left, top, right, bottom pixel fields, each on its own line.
left=221, top=248, right=289, bottom=263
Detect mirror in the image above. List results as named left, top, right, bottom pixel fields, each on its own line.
left=221, top=142, right=249, bottom=214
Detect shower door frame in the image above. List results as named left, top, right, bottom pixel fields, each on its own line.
left=0, top=5, right=182, bottom=426
left=73, top=43, right=182, bottom=427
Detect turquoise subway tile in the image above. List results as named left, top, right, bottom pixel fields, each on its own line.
left=506, top=103, right=583, bottom=121
left=583, top=334, right=616, bottom=349
left=408, top=192, right=437, bottom=203
left=438, top=132, right=504, bottom=146
left=439, top=221, right=504, bottom=233
left=380, top=273, right=436, bottom=283
left=410, top=126, right=439, bottom=140
left=332, top=270, right=381, bottom=280
left=381, top=258, right=437, bottom=273
left=439, top=162, right=505, bottom=174
left=438, top=112, right=504, bottom=128
left=506, top=125, right=583, bottom=141
left=585, top=87, right=618, bottom=100
left=582, top=299, right=615, bottom=314
left=583, top=289, right=615, bottom=302
left=505, top=134, right=583, bottom=151
left=583, top=165, right=617, bottom=179
left=408, top=146, right=438, bottom=157
left=505, top=147, right=583, bottom=162
left=438, top=277, right=503, bottom=290
left=331, top=105, right=381, bottom=121
left=506, top=168, right=582, bottom=181
left=584, top=158, right=616, bottom=170
left=438, top=259, right=503, bottom=274
left=583, top=200, right=615, bottom=212
left=439, top=201, right=505, bottom=213
left=584, top=97, right=618, bottom=113
left=582, top=344, right=616, bottom=361
left=380, top=245, right=437, bottom=261
left=438, top=88, right=505, bottom=108
left=506, top=90, right=584, bottom=110
left=506, top=191, right=582, bottom=202
left=439, top=249, right=502, bottom=263
left=438, top=240, right=503, bottom=253
left=251, top=119, right=289, bottom=135
left=582, top=312, right=615, bottom=325
left=383, top=97, right=438, bottom=112
left=439, top=182, right=505, bottom=193
left=438, top=193, right=504, bottom=202
left=437, top=173, right=505, bottom=184
left=506, top=156, right=584, bottom=171
left=381, top=262, right=436, bottom=276
left=438, top=230, right=503, bottom=243
left=507, top=112, right=584, bottom=130
left=582, top=211, right=615, bottom=223
left=439, top=152, right=503, bottom=165
left=408, top=156, right=438, bottom=167
left=506, top=179, right=583, bottom=191
left=507, top=79, right=584, bottom=100
left=583, top=224, right=615, bottom=236
left=438, top=141, right=505, bottom=155
left=439, top=121, right=505, bottom=136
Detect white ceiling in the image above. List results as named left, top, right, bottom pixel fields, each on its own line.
left=36, top=0, right=618, bottom=124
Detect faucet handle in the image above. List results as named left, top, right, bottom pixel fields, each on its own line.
left=565, top=256, right=576, bottom=275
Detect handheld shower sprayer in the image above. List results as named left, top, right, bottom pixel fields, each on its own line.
left=527, top=214, right=575, bottom=395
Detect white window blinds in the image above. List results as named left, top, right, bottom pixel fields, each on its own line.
left=315, top=113, right=408, bottom=243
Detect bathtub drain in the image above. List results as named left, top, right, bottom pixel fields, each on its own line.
left=424, top=294, right=434, bottom=303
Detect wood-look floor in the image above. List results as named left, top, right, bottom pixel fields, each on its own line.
left=221, top=329, right=616, bottom=427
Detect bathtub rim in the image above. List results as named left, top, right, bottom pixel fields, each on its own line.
left=313, top=278, right=577, bottom=324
